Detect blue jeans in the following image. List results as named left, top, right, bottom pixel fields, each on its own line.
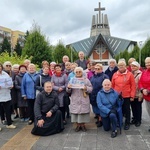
left=102, top=113, right=117, bottom=132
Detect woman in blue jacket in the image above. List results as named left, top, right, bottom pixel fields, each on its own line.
left=21, top=64, right=38, bottom=125
left=97, top=79, right=119, bottom=138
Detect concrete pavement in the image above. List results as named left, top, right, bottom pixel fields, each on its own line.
left=0, top=101, right=150, bottom=150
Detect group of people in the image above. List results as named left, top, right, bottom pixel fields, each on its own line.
left=0, top=51, right=150, bottom=138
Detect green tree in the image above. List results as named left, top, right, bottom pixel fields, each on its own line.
left=1, top=37, right=11, bottom=55
left=0, top=51, right=29, bottom=65
left=141, top=39, right=150, bottom=67
left=53, top=42, right=70, bottom=63
left=22, top=23, right=53, bottom=67
left=129, top=45, right=140, bottom=62
left=14, top=40, right=22, bottom=56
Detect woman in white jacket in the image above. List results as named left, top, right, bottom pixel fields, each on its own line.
left=0, top=63, right=16, bottom=129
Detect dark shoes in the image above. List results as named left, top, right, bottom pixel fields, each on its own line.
left=111, top=131, right=117, bottom=138
left=75, top=126, right=87, bottom=132
left=135, top=122, right=141, bottom=127
left=124, top=124, right=130, bottom=130
left=63, top=120, right=67, bottom=125
left=75, top=126, right=81, bottom=132
left=130, top=119, right=136, bottom=124
left=97, top=121, right=102, bottom=127
left=81, top=126, right=87, bottom=132
left=28, top=120, right=33, bottom=125
left=14, top=115, right=19, bottom=119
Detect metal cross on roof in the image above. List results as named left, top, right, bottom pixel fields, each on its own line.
left=94, top=2, right=105, bottom=24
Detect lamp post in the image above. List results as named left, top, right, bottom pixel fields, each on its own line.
left=139, top=41, right=143, bottom=65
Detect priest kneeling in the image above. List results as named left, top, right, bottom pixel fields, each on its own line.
left=31, top=81, right=64, bottom=136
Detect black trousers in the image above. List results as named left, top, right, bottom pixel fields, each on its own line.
left=130, top=98, right=143, bottom=123
left=0, top=103, right=5, bottom=121
left=122, top=98, right=131, bottom=124
left=59, top=107, right=66, bottom=120
left=0, top=101, right=12, bottom=125
left=27, top=99, right=35, bottom=121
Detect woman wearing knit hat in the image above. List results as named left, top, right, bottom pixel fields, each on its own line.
left=130, top=61, right=143, bottom=127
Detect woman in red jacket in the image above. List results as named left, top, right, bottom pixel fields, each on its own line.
left=112, top=60, right=136, bottom=130
left=139, top=57, right=150, bottom=132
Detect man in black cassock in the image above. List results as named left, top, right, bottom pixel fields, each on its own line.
left=31, top=81, right=64, bottom=136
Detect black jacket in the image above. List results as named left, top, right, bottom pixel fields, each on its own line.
left=34, top=91, right=59, bottom=120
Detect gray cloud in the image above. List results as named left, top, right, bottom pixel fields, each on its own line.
left=0, top=0, right=149, bottom=45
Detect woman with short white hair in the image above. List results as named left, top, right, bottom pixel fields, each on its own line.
left=67, top=67, right=92, bottom=132
left=105, top=59, right=118, bottom=80
left=21, top=63, right=39, bottom=125
left=112, top=60, right=136, bottom=130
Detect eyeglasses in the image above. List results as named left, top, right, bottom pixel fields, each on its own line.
left=76, top=71, right=82, bottom=73
left=6, top=65, right=11, bottom=67
left=95, top=68, right=101, bottom=70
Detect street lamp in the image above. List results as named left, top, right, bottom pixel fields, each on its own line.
left=139, top=41, right=143, bottom=65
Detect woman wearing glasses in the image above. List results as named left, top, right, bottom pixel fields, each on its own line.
left=90, top=63, right=109, bottom=127
left=67, top=67, right=92, bottom=132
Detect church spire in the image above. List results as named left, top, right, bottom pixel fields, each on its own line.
left=90, top=2, right=110, bottom=37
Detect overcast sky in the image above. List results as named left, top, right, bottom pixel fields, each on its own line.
left=1, top=0, right=150, bottom=45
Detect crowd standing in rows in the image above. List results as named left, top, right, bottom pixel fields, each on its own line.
left=0, top=52, right=150, bottom=138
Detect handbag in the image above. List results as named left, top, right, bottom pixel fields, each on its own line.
left=36, top=75, right=42, bottom=96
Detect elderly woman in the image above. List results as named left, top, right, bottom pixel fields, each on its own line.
left=130, top=61, right=143, bottom=127
left=15, top=65, right=28, bottom=121
left=105, top=59, right=118, bottom=80
left=139, top=57, right=150, bottom=131
left=97, top=79, right=120, bottom=138
left=112, top=60, right=136, bottom=130
left=0, top=63, right=16, bottom=129
left=67, top=67, right=92, bottom=132
left=21, top=63, right=39, bottom=125
left=39, top=60, right=49, bottom=74
left=12, top=64, right=20, bottom=119
left=90, top=63, right=109, bottom=127
left=3, top=61, right=18, bottom=119
left=36, top=66, right=51, bottom=93
left=51, top=64, right=68, bottom=124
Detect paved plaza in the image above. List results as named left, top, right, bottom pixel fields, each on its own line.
left=0, top=102, right=150, bottom=150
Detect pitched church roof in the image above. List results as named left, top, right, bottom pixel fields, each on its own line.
left=68, top=34, right=137, bottom=57
left=67, top=2, right=137, bottom=58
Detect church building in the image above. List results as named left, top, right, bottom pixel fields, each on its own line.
left=67, top=2, right=137, bottom=65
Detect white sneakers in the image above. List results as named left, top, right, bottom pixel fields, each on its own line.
left=6, top=124, right=16, bottom=129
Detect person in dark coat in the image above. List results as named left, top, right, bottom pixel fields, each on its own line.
left=90, top=63, right=109, bottom=127
left=15, top=65, right=28, bottom=121
left=36, top=66, right=51, bottom=93
left=105, top=59, right=118, bottom=81
left=31, top=81, right=64, bottom=136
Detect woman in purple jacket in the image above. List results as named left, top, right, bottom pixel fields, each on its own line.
left=51, top=64, right=68, bottom=124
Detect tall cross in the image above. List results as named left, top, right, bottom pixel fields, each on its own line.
left=94, top=2, right=105, bottom=24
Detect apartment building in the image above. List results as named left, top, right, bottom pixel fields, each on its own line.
left=0, top=26, right=25, bottom=49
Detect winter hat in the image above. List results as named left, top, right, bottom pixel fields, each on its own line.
left=131, top=61, right=140, bottom=68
